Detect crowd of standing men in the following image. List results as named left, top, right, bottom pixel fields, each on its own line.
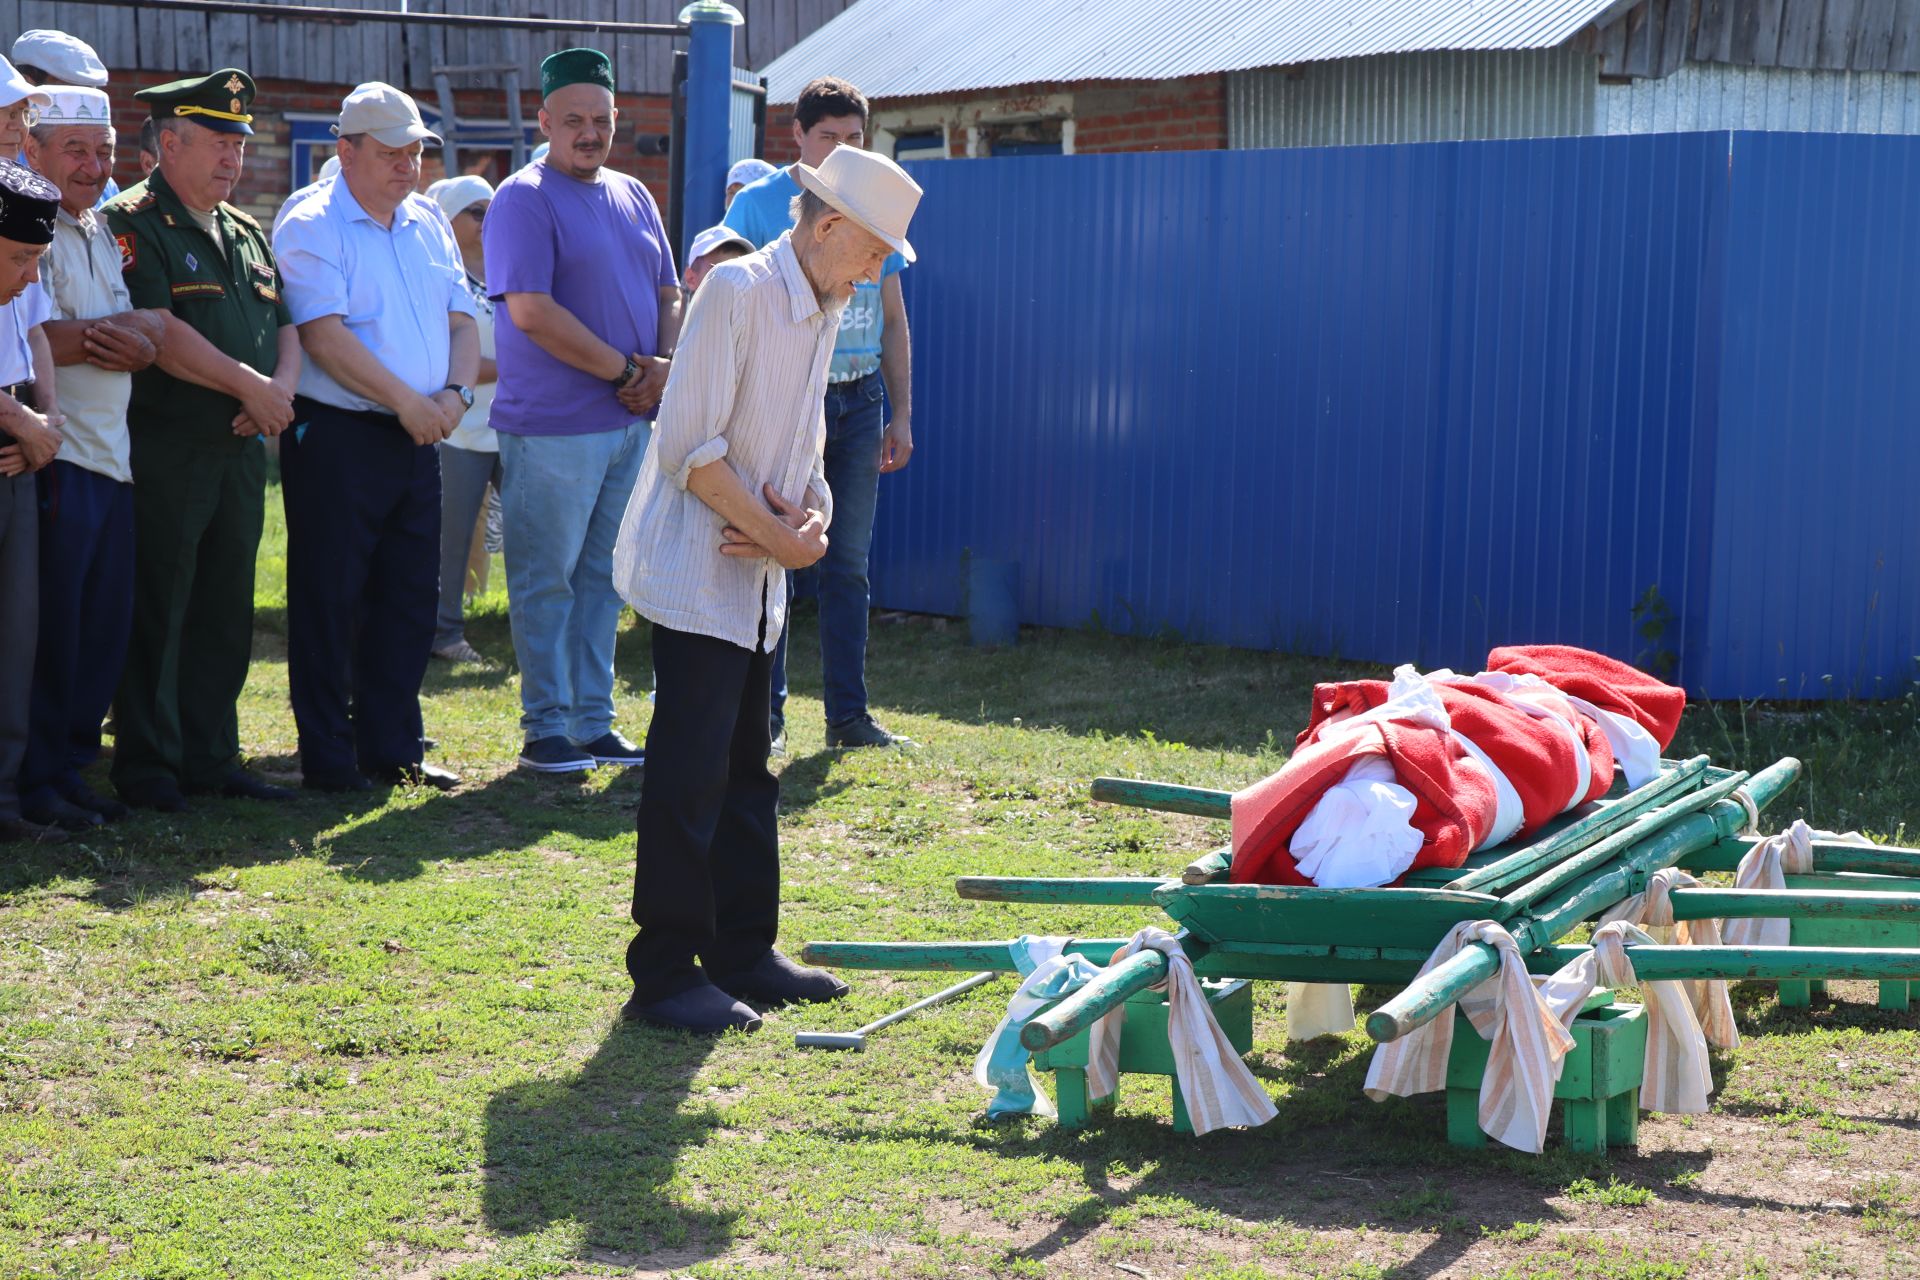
left=0, top=28, right=928, bottom=1033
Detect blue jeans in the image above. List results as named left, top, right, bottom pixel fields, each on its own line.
left=771, top=373, right=885, bottom=728
left=434, top=443, right=503, bottom=650
left=499, top=422, right=650, bottom=745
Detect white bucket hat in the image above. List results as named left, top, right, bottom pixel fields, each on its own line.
left=792, top=146, right=923, bottom=264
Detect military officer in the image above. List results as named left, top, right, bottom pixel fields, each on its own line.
left=104, top=69, right=301, bottom=812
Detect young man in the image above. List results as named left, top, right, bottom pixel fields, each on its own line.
left=725, top=77, right=915, bottom=754
left=273, top=82, right=478, bottom=793
left=613, top=145, right=923, bottom=1033
left=20, top=88, right=167, bottom=830
left=0, top=159, right=68, bottom=844
left=486, top=48, right=680, bottom=775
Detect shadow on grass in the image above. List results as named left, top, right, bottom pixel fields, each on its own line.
left=480, top=1024, right=738, bottom=1269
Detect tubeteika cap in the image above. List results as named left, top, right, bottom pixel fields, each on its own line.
left=541, top=47, right=614, bottom=99
left=0, top=158, right=61, bottom=245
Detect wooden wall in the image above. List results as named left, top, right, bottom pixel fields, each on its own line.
left=1577, top=0, right=1920, bottom=80
left=4, top=0, right=852, bottom=93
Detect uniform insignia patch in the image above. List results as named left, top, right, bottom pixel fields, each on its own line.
left=115, top=233, right=134, bottom=271
left=170, top=281, right=226, bottom=299
left=185, top=251, right=199, bottom=271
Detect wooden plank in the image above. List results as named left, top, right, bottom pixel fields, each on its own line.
left=1853, top=0, right=1898, bottom=69
left=89, top=2, right=143, bottom=72
left=1731, top=0, right=1785, bottom=65
left=1623, top=0, right=1657, bottom=78
left=1657, top=0, right=1693, bottom=76
left=1089, top=777, right=1230, bottom=819
left=1817, top=0, right=1862, bottom=68
left=955, top=876, right=1170, bottom=907
left=1600, top=9, right=1631, bottom=73
left=209, top=9, right=248, bottom=72
left=1694, top=0, right=1736, bottom=61
left=1669, top=887, right=1920, bottom=921
left=1771, top=0, right=1818, bottom=66
left=800, top=937, right=1129, bottom=972
left=1896, top=0, right=1920, bottom=71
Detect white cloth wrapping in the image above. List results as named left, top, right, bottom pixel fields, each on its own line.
left=1597, top=866, right=1739, bottom=1051
left=1285, top=981, right=1357, bottom=1040
left=1364, top=920, right=1585, bottom=1153
left=1288, top=756, right=1422, bottom=888
left=1725, top=819, right=1874, bottom=948
left=1086, top=929, right=1277, bottom=1136
left=1562, top=693, right=1662, bottom=788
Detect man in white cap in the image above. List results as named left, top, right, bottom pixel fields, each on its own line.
left=273, top=82, right=478, bottom=794
left=424, top=171, right=500, bottom=667
left=17, top=87, right=167, bottom=830
left=0, top=56, right=50, bottom=162
left=11, top=32, right=117, bottom=206
left=682, top=223, right=753, bottom=295
left=611, top=145, right=923, bottom=1033
left=724, top=156, right=774, bottom=209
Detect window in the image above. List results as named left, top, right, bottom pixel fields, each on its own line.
left=892, top=128, right=946, bottom=162
left=982, top=118, right=1064, bottom=156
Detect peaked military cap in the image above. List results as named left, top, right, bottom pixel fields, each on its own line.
left=136, top=68, right=255, bottom=136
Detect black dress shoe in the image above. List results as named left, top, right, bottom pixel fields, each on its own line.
left=303, top=770, right=372, bottom=793
left=119, top=779, right=191, bottom=813
left=189, top=768, right=295, bottom=801
left=622, top=982, right=763, bottom=1033
left=711, top=949, right=851, bottom=1007
left=370, top=761, right=460, bottom=791
left=57, top=780, right=127, bottom=821
left=22, top=794, right=104, bottom=831
left=0, top=816, right=68, bottom=844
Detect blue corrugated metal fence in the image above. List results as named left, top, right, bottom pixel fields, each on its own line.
left=874, top=132, right=1920, bottom=699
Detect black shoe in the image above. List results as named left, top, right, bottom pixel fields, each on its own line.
left=711, top=949, right=850, bottom=1007
left=518, top=735, right=595, bottom=774
left=574, top=731, right=644, bottom=768
left=0, top=816, right=68, bottom=844
left=370, top=761, right=460, bottom=791
left=22, top=793, right=104, bottom=831
left=189, top=768, right=295, bottom=801
left=119, top=779, right=191, bottom=813
left=622, top=981, right=763, bottom=1033
left=303, top=770, right=372, bottom=793
left=57, top=779, right=127, bottom=821
left=826, top=714, right=915, bottom=750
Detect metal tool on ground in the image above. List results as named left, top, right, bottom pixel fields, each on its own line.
left=795, top=971, right=998, bottom=1051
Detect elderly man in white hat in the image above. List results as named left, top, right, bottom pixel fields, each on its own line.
left=273, top=82, right=478, bottom=795
left=11, top=32, right=117, bottom=206
left=611, top=145, right=923, bottom=1033
left=16, top=87, right=168, bottom=830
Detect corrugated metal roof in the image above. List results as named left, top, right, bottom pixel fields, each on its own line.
left=761, top=0, right=1624, bottom=103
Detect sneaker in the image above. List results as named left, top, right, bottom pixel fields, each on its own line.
left=432, top=640, right=486, bottom=664
left=370, top=761, right=461, bottom=791
left=575, top=731, right=644, bottom=768
left=826, top=714, right=915, bottom=750
left=769, top=725, right=787, bottom=758
left=518, top=736, right=595, bottom=773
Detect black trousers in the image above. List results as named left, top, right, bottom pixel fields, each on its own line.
left=280, top=397, right=439, bottom=779
left=626, top=617, right=780, bottom=1003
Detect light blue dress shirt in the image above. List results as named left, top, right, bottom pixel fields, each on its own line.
left=272, top=179, right=475, bottom=414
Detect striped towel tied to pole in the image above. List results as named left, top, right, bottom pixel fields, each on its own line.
left=1725, top=819, right=1874, bottom=948
left=1598, top=866, right=1738, bottom=1050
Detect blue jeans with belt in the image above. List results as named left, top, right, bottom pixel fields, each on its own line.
left=770, top=372, right=886, bottom=730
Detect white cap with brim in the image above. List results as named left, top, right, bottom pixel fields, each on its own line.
left=792, top=146, right=923, bottom=264
left=10, top=30, right=106, bottom=88
left=427, top=173, right=494, bottom=222
left=36, top=86, right=111, bottom=128
left=0, top=56, right=53, bottom=110
left=726, top=157, right=775, bottom=189
left=333, top=81, right=442, bottom=148
left=689, top=224, right=755, bottom=261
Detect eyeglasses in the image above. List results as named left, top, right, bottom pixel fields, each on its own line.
left=2, top=102, right=38, bottom=128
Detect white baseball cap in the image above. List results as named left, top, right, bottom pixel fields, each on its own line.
left=334, top=82, right=442, bottom=148
left=10, top=30, right=106, bottom=88
left=36, top=86, right=111, bottom=127
left=689, top=224, right=754, bottom=260
left=0, top=56, right=52, bottom=111
left=726, top=157, right=775, bottom=188
left=428, top=173, right=493, bottom=221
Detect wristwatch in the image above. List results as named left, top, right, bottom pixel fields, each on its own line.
left=445, top=383, right=475, bottom=409
left=611, top=356, right=640, bottom=389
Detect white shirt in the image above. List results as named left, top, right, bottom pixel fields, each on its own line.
left=42, top=206, right=133, bottom=483
left=272, top=180, right=475, bottom=414
left=0, top=280, right=51, bottom=386
left=445, top=269, right=496, bottom=452
left=613, top=234, right=836, bottom=653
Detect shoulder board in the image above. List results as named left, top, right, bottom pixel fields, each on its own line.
left=222, top=203, right=260, bottom=229
left=104, top=188, right=157, bottom=216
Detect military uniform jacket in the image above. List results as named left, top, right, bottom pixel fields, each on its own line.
left=104, top=168, right=291, bottom=450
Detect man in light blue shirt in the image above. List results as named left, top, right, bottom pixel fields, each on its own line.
left=723, top=75, right=914, bottom=754
left=273, top=82, right=478, bottom=794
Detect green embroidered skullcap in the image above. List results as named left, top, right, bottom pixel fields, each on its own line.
left=541, top=48, right=614, bottom=99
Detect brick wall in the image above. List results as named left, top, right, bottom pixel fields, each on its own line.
left=104, top=71, right=674, bottom=226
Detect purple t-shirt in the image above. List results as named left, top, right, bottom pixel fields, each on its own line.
left=485, top=163, right=679, bottom=435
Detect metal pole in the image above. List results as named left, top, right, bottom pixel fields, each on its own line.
left=60, top=0, right=687, bottom=35
left=679, top=0, right=741, bottom=267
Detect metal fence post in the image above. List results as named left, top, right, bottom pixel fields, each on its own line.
left=678, top=0, right=742, bottom=266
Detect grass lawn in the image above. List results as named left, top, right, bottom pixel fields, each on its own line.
left=7, top=490, right=1920, bottom=1278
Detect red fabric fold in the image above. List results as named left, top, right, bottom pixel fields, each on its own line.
left=1486, top=644, right=1685, bottom=748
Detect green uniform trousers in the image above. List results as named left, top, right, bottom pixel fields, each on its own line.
left=111, top=436, right=266, bottom=792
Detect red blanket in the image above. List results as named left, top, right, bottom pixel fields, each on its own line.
left=1485, top=644, right=1684, bottom=748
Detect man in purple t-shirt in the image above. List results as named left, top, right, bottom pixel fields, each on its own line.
left=485, top=48, right=681, bottom=774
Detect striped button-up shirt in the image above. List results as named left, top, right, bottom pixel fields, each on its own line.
left=613, top=233, right=837, bottom=652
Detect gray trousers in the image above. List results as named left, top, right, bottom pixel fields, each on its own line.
left=435, top=443, right=503, bottom=650
left=0, top=468, right=38, bottom=820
